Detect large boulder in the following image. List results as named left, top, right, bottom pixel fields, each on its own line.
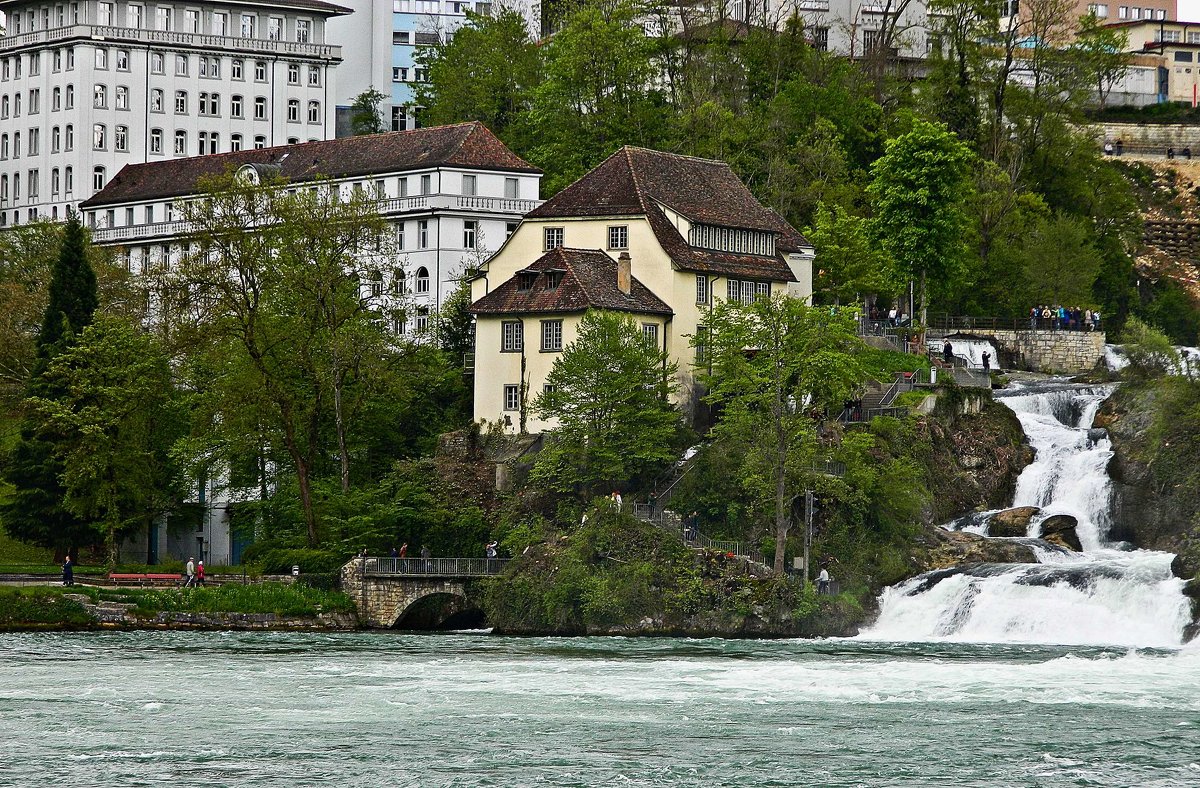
left=911, top=525, right=1038, bottom=572
left=1039, top=514, right=1082, bottom=552
left=988, top=506, right=1041, bottom=538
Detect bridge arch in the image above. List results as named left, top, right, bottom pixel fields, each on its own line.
left=389, top=590, right=485, bottom=631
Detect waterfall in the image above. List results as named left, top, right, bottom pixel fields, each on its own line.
left=927, top=338, right=998, bottom=370
left=863, top=379, right=1192, bottom=647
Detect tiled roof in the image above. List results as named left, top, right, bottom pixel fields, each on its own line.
left=81, top=122, right=539, bottom=208
left=472, top=248, right=673, bottom=317
left=524, top=146, right=805, bottom=281
left=527, top=146, right=804, bottom=237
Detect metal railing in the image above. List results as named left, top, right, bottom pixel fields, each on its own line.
left=929, top=315, right=1026, bottom=332
left=356, top=557, right=509, bottom=577
left=631, top=505, right=744, bottom=557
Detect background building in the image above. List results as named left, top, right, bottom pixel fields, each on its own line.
left=0, top=0, right=348, bottom=226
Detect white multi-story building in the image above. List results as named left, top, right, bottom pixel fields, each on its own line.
left=81, top=120, right=541, bottom=325
left=0, top=0, right=348, bottom=226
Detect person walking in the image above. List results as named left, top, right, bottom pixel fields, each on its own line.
left=197, top=560, right=206, bottom=587
left=390, top=546, right=399, bottom=558
left=1029, top=306, right=1038, bottom=330
left=184, top=557, right=196, bottom=588
left=420, top=545, right=432, bottom=573
left=62, top=555, right=73, bottom=587
left=399, top=543, right=408, bottom=558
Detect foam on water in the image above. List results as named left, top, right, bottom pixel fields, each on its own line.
left=864, top=380, right=1193, bottom=648
left=927, top=337, right=998, bottom=369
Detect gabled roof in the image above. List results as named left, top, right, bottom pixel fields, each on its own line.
left=80, top=122, right=539, bottom=208
left=523, top=146, right=806, bottom=282
left=526, top=146, right=801, bottom=236
left=472, top=248, right=672, bottom=317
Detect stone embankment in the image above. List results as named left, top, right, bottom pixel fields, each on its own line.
left=62, top=594, right=357, bottom=630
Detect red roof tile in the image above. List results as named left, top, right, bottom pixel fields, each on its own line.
left=472, top=248, right=672, bottom=317
left=81, top=122, right=539, bottom=208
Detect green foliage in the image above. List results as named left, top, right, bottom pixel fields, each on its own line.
left=36, top=210, right=97, bottom=354
left=0, top=587, right=94, bottom=628
left=1022, top=214, right=1103, bottom=307
left=1137, top=278, right=1200, bottom=346
left=1121, top=316, right=1181, bottom=380
left=701, top=296, right=870, bottom=572
left=243, top=546, right=348, bottom=575
left=868, top=118, right=976, bottom=322
left=125, top=583, right=356, bottom=616
left=349, top=87, right=388, bottom=135
left=808, top=203, right=896, bottom=304
left=532, top=310, right=681, bottom=497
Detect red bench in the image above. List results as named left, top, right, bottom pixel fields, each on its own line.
left=108, top=573, right=183, bottom=586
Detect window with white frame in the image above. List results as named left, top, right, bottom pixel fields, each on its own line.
left=127, top=4, right=142, bottom=28
left=176, top=55, right=188, bottom=76
left=504, top=177, right=519, bottom=199
left=151, top=52, right=164, bottom=74
left=288, top=63, right=299, bottom=84
left=93, top=83, right=106, bottom=108
left=544, top=227, right=563, bottom=250
left=174, top=129, right=186, bottom=154
left=420, top=173, right=431, bottom=194
left=115, top=85, right=128, bottom=110
left=307, top=100, right=320, bottom=123
left=241, top=13, right=256, bottom=37
left=268, top=16, right=282, bottom=40
left=114, top=124, right=127, bottom=152
left=150, top=128, right=162, bottom=153
left=418, top=220, right=429, bottom=249
left=541, top=320, right=563, bottom=352
left=231, top=133, right=242, bottom=151
left=297, top=20, right=311, bottom=42
left=231, top=59, right=243, bottom=79
left=502, top=384, right=520, bottom=411
left=695, top=274, right=708, bottom=304
left=287, top=99, right=299, bottom=122
left=175, top=90, right=187, bottom=113
left=416, top=266, right=430, bottom=293
left=308, top=66, right=320, bottom=86
left=254, top=135, right=266, bottom=149
left=462, top=174, right=476, bottom=196
left=501, top=320, right=523, bottom=351
left=607, top=225, right=628, bottom=250
left=92, top=165, right=105, bottom=191
left=92, top=123, right=106, bottom=149
left=116, top=49, right=129, bottom=70
left=254, top=96, right=267, bottom=119
left=254, top=61, right=267, bottom=81
left=463, top=220, right=477, bottom=249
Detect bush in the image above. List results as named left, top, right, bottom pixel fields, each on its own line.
left=247, top=547, right=348, bottom=575
left=0, top=587, right=95, bottom=628
left=1122, top=316, right=1181, bottom=380
left=295, top=572, right=340, bottom=591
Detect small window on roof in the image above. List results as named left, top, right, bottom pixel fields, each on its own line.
left=517, top=272, right=536, bottom=291
left=546, top=271, right=563, bottom=290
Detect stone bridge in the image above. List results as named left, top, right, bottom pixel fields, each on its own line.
left=340, top=558, right=505, bottom=629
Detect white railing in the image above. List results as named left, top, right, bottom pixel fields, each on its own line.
left=455, top=196, right=539, bottom=213
left=91, top=219, right=193, bottom=243
left=377, top=196, right=429, bottom=213
left=0, top=24, right=341, bottom=59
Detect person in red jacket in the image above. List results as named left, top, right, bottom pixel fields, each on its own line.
left=197, top=560, right=206, bottom=587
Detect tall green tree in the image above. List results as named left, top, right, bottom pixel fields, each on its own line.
left=1, top=211, right=100, bottom=558
left=31, top=316, right=184, bottom=566
left=532, top=310, right=680, bottom=496
left=868, top=118, right=975, bottom=324
left=700, top=296, right=868, bottom=575
left=415, top=9, right=542, bottom=139
left=807, top=203, right=896, bottom=305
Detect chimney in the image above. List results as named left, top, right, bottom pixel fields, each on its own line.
left=617, top=251, right=632, bottom=295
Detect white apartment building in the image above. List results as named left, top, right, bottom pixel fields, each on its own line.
left=0, top=0, right=348, bottom=227
left=80, top=120, right=541, bottom=321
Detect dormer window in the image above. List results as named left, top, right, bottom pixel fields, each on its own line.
left=546, top=271, right=563, bottom=290
left=689, top=224, right=775, bottom=256
left=517, top=272, right=536, bottom=291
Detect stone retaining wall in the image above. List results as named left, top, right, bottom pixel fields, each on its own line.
left=341, top=559, right=471, bottom=628
left=945, top=329, right=1106, bottom=374
left=63, top=594, right=357, bottom=630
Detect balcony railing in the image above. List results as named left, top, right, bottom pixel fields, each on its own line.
left=0, top=24, right=341, bottom=59
left=91, top=219, right=192, bottom=243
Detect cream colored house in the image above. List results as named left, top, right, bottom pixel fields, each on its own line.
left=470, top=146, right=814, bottom=433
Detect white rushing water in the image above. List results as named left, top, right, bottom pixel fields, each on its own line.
left=927, top=337, right=998, bottom=369
left=865, top=379, right=1192, bottom=648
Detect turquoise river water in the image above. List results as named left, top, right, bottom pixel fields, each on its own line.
left=2, top=631, right=1199, bottom=787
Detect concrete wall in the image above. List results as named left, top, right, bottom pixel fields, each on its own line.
left=945, top=330, right=1107, bottom=375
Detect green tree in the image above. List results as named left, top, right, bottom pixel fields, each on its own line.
left=868, top=118, right=975, bottom=324
left=807, top=203, right=896, bottom=305
left=438, top=277, right=476, bottom=370
left=30, top=316, right=184, bottom=566
left=164, top=174, right=398, bottom=545
left=415, top=9, right=542, bottom=139
left=532, top=310, right=680, bottom=496
left=700, top=296, right=868, bottom=575
left=1022, top=214, right=1103, bottom=306
left=349, top=87, right=388, bottom=135
left=1, top=211, right=100, bottom=558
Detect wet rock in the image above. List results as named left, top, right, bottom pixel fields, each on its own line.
left=1039, top=514, right=1082, bottom=552
left=911, top=526, right=1038, bottom=572
left=1087, top=428, right=1108, bottom=443
left=988, top=506, right=1040, bottom=538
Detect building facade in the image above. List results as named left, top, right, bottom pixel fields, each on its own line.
left=1105, top=17, right=1200, bottom=105
left=0, top=0, right=348, bottom=226
left=470, top=145, right=814, bottom=434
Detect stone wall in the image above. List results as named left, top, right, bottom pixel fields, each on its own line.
left=944, top=329, right=1106, bottom=374
left=341, top=559, right=471, bottom=628
left=1088, top=122, right=1200, bottom=151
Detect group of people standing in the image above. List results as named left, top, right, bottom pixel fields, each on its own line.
left=1030, top=305, right=1100, bottom=332
left=866, top=305, right=910, bottom=327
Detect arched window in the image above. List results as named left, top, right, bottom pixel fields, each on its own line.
left=65, top=84, right=74, bottom=109
left=92, top=123, right=106, bottom=149
left=391, top=268, right=406, bottom=294
left=367, top=269, right=383, bottom=297
left=415, top=267, right=430, bottom=294
left=92, top=165, right=106, bottom=191
left=307, top=100, right=320, bottom=123
left=174, top=130, right=187, bottom=155
left=93, top=83, right=106, bottom=108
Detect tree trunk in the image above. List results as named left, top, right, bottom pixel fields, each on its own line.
left=333, top=365, right=350, bottom=494
left=919, top=270, right=928, bottom=328
left=773, top=462, right=788, bottom=575
left=295, top=456, right=318, bottom=547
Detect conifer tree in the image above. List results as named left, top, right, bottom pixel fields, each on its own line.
left=1, top=210, right=99, bottom=558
